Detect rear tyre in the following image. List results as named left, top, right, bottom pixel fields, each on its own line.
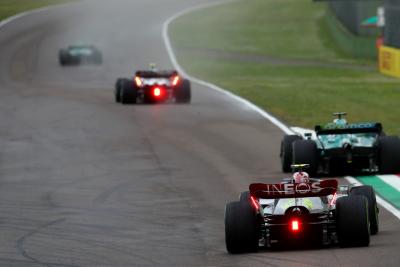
left=174, top=79, right=191, bottom=103
left=336, top=195, right=370, bottom=247
left=115, top=78, right=127, bottom=103
left=292, top=140, right=318, bottom=176
left=120, top=80, right=137, bottom=104
left=280, top=135, right=302, bottom=172
left=225, top=201, right=259, bottom=254
left=59, top=50, right=69, bottom=66
left=378, top=136, right=400, bottom=174
left=239, top=191, right=250, bottom=202
left=351, top=185, right=379, bottom=235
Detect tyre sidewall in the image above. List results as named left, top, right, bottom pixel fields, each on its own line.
left=292, top=140, right=318, bottom=176
left=350, top=186, right=379, bottom=235
left=281, top=135, right=302, bottom=172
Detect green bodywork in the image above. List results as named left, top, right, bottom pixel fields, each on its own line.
left=315, top=120, right=380, bottom=150
left=317, top=132, right=378, bottom=150
left=67, top=45, right=94, bottom=56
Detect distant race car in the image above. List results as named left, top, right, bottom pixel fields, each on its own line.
left=114, top=66, right=191, bottom=104
left=225, top=164, right=378, bottom=254
left=59, top=45, right=103, bottom=66
left=280, top=112, right=400, bottom=175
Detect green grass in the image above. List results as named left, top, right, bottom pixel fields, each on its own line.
left=0, top=0, right=73, bottom=20
left=170, top=0, right=400, bottom=135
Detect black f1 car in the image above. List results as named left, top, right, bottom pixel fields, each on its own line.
left=280, top=112, right=400, bottom=175
left=225, top=165, right=378, bottom=253
left=114, top=67, right=191, bottom=104
left=59, top=45, right=103, bottom=66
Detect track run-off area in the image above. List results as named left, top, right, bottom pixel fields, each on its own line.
left=0, top=0, right=399, bottom=266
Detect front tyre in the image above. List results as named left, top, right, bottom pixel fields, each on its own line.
left=292, top=140, right=318, bottom=176
left=280, top=135, right=302, bottom=172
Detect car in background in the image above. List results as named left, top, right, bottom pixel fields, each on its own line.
left=224, top=164, right=378, bottom=253
left=59, top=44, right=102, bottom=66
left=115, top=65, right=191, bottom=104
left=280, top=112, right=400, bottom=175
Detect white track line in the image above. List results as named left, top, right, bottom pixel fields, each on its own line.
left=2, top=0, right=399, bottom=221
left=379, top=175, right=400, bottom=193
left=162, top=1, right=400, bottom=221
left=0, top=10, right=45, bottom=28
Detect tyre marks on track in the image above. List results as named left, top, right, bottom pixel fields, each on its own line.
left=15, top=218, right=74, bottom=267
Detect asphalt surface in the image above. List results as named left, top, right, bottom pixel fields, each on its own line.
left=0, top=0, right=399, bottom=266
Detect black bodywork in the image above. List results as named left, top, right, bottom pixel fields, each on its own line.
left=224, top=180, right=376, bottom=254
left=263, top=208, right=332, bottom=247
left=252, top=180, right=339, bottom=248
left=115, top=69, right=191, bottom=104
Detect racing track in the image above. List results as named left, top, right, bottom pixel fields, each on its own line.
left=0, top=0, right=399, bottom=266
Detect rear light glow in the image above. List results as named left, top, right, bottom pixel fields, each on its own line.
left=329, top=192, right=337, bottom=206
left=171, top=75, right=180, bottom=86
left=135, top=76, right=142, bottom=87
left=250, top=196, right=260, bottom=210
left=153, top=87, right=161, bottom=97
left=291, top=219, right=300, bottom=232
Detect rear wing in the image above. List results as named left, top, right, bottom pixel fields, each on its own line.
left=315, top=122, right=382, bottom=135
left=249, top=179, right=338, bottom=199
left=135, top=70, right=178, bottom=78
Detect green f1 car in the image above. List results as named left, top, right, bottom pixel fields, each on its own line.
left=59, top=44, right=102, bottom=66
left=280, top=112, right=400, bottom=175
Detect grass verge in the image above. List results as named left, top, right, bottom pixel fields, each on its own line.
left=170, top=0, right=400, bottom=135
left=0, top=0, right=73, bottom=21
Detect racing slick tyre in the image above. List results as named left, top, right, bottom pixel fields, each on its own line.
left=175, top=79, right=191, bottom=103
left=292, top=140, right=318, bottom=176
left=225, top=201, right=259, bottom=254
left=336, top=195, right=370, bottom=247
left=280, top=135, right=302, bottom=173
left=59, top=50, right=69, bottom=66
left=115, top=78, right=126, bottom=103
left=378, top=136, right=400, bottom=174
left=351, top=185, right=379, bottom=235
left=120, top=79, right=137, bottom=104
left=239, top=191, right=250, bottom=202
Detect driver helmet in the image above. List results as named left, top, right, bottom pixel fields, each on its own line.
left=149, top=63, right=158, bottom=71
left=293, top=171, right=310, bottom=183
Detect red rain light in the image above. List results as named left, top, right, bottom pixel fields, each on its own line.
left=329, top=192, right=337, bottom=207
left=172, top=75, right=180, bottom=86
left=135, top=76, right=142, bottom=87
left=291, top=219, right=300, bottom=232
left=250, top=196, right=260, bottom=210
left=153, top=87, right=161, bottom=97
